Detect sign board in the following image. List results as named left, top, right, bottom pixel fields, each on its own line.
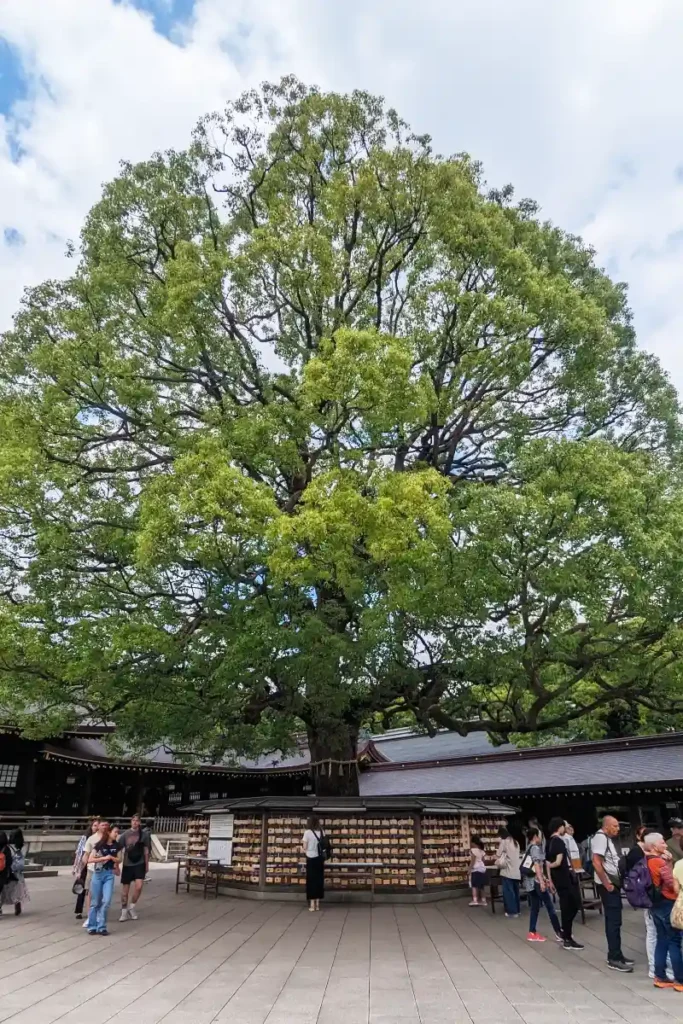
left=207, top=812, right=235, bottom=865
left=208, top=838, right=233, bottom=865
left=209, top=813, right=234, bottom=840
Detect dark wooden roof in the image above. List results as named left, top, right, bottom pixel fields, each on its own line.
left=186, top=795, right=517, bottom=815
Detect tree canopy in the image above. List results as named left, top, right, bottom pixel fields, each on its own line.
left=1, top=78, right=682, bottom=793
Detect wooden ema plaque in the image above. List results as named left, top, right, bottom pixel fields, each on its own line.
left=188, top=807, right=509, bottom=893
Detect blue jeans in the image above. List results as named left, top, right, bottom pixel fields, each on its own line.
left=502, top=877, right=521, bottom=915
left=528, top=883, right=562, bottom=936
left=651, top=900, right=683, bottom=983
left=87, top=869, right=115, bottom=933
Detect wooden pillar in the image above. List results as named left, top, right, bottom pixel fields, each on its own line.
left=181, top=776, right=191, bottom=807
left=413, top=813, right=424, bottom=892
left=258, top=814, right=269, bottom=891
left=461, top=813, right=471, bottom=850
left=126, top=772, right=144, bottom=816
left=80, top=771, right=93, bottom=816
left=19, top=757, right=38, bottom=814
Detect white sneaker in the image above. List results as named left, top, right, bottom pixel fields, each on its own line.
left=82, top=920, right=89, bottom=929
left=119, top=907, right=130, bottom=922
left=128, top=905, right=138, bottom=920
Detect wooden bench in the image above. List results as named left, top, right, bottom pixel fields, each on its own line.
left=174, top=855, right=222, bottom=899
left=300, top=861, right=384, bottom=901
left=578, top=873, right=603, bottom=922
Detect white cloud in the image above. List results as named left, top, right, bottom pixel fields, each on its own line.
left=1, top=0, right=683, bottom=391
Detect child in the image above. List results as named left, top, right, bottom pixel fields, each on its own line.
left=469, top=835, right=489, bottom=906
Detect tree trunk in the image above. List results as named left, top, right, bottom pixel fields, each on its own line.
left=307, top=720, right=360, bottom=797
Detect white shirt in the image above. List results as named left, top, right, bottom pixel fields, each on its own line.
left=83, top=832, right=103, bottom=876
left=591, top=830, right=621, bottom=885
left=302, top=829, right=322, bottom=858
left=563, top=834, right=580, bottom=863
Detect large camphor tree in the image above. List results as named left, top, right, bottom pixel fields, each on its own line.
left=1, top=79, right=683, bottom=795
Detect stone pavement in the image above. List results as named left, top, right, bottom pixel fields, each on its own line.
left=2, top=865, right=683, bottom=1024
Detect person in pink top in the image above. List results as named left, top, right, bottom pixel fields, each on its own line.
left=469, top=836, right=489, bottom=906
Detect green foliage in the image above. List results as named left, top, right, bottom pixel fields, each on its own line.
left=0, top=77, right=682, bottom=789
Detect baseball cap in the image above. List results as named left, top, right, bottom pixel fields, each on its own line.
left=668, top=817, right=683, bottom=829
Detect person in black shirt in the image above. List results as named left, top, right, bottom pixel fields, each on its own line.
left=85, top=824, right=120, bottom=936
left=547, top=817, right=583, bottom=950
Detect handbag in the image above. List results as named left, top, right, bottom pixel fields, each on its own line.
left=71, top=879, right=85, bottom=895
left=672, top=891, right=683, bottom=930
left=520, top=850, right=535, bottom=879
left=495, top=838, right=512, bottom=872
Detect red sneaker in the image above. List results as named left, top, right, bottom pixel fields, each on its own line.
left=527, top=932, right=547, bottom=942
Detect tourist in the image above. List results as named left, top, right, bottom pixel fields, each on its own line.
left=547, top=817, right=583, bottom=950
left=591, top=814, right=634, bottom=972
left=302, top=814, right=326, bottom=911
left=528, top=817, right=546, bottom=856
left=523, top=827, right=563, bottom=943
left=73, top=817, right=100, bottom=919
left=625, top=826, right=673, bottom=980
left=0, top=829, right=29, bottom=916
left=86, top=823, right=120, bottom=936
left=118, top=813, right=151, bottom=922
left=496, top=826, right=521, bottom=917
left=469, top=835, right=489, bottom=907
left=667, top=818, right=683, bottom=863
left=563, top=822, right=582, bottom=872
left=645, top=832, right=683, bottom=990
left=0, top=831, right=13, bottom=915
left=80, top=819, right=108, bottom=928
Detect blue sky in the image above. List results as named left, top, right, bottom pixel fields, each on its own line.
left=1, top=0, right=683, bottom=389
left=114, top=0, right=195, bottom=41
left=0, top=38, right=26, bottom=116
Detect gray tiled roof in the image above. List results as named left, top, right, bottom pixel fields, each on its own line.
left=372, top=730, right=514, bottom=762
left=61, top=737, right=309, bottom=771
left=360, top=742, right=683, bottom=796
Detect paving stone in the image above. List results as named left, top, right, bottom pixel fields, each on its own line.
left=0, top=866, right=668, bottom=1024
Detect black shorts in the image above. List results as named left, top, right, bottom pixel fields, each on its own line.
left=121, top=862, right=146, bottom=885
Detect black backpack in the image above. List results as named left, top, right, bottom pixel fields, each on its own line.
left=316, top=830, right=332, bottom=861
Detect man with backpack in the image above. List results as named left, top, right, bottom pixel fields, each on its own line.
left=591, top=814, right=634, bottom=973
left=118, top=813, right=151, bottom=921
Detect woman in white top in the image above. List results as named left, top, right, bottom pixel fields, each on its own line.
left=496, top=826, right=522, bottom=917
left=302, top=814, right=325, bottom=912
